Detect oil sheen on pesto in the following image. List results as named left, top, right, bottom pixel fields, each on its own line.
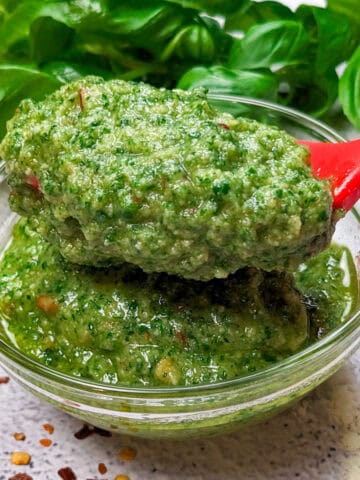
left=0, top=219, right=357, bottom=387
left=1, top=77, right=334, bottom=280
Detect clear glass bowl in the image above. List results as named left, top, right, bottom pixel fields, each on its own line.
left=0, top=95, right=359, bottom=440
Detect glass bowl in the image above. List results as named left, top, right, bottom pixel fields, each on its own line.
left=0, top=95, right=359, bottom=440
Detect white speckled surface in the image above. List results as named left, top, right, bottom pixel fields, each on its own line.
left=1, top=0, right=360, bottom=478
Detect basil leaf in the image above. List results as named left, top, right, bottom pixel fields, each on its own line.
left=327, top=0, right=360, bottom=27
left=42, top=60, right=84, bottom=83
left=228, top=20, right=309, bottom=71
left=95, top=2, right=172, bottom=36
left=0, top=64, right=61, bottom=138
left=0, top=1, right=23, bottom=13
left=284, top=68, right=338, bottom=118
left=97, top=4, right=195, bottom=61
left=160, top=16, right=231, bottom=64
left=126, top=7, right=193, bottom=54
left=42, top=60, right=111, bottom=83
left=0, top=5, right=6, bottom=26
left=0, top=1, right=172, bottom=48
left=30, top=16, right=74, bottom=65
left=199, top=16, right=233, bottom=61
left=296, top=5, right=358, bottom=74
left=0, top=1, right=106, bottom=54
left=165, top=0, right=246, bottom=14
left=177, top=65, right=278, bottom=99
left=339, top=45, right=360, bottom=129
left=225, top=1, right=293, bottom=33
left=161, top=24, right=215, bottom=63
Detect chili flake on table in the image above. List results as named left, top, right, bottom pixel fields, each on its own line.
left=8, top=474, right=33, bottom=480
left=39, top=438, right=52, bottom=447
left=58, top=467, right=77, bottom=480
left=43, top=423, right=54, bottom=434
left=74, top=424, right=112, bottom=439
left=98, top=462, right=107, bottom=474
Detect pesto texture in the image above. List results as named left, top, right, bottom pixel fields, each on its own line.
left=1, top=77, right=334, bottom=280
left=0, top=219, right=356, bottom=386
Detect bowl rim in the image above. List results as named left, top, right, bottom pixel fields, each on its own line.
left=0, top=94, right=359, bottom=397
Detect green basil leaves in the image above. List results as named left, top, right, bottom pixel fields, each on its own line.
left=0, top=0, right=359, bottom=138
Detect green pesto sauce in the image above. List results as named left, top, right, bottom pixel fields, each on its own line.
left=0, top=219, right=357, bottom=386
left=1, top=77, right=334, bottom=280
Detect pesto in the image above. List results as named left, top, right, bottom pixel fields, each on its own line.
left=1, top=77, right=334, bottom=280
left=0, top=219, right=356, bottom=387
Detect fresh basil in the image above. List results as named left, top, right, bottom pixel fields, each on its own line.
left=327, top=0, right=360, bottom=27
left=0, top=0, right=358, bottom=137
left=225, top=1, right=293, bottom=33
left=296, top=5, right=358, bottom=74
left=30, top=16, right=74, bottom=65
left=228, top=20, right=309, bottom=71
left=177, top=65, right=278, bottom=99
left=339, top=45, right=360, bottom=130
left=166, top=0, right=247, bottom=14
left=0, top=64, right=61, bottom=138
left=287, top=68, right=339, bottom=117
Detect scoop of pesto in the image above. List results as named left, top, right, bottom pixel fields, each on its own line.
left=1, top=77, right=334, bottom=280
left=0, top=219, right=356, bottom=386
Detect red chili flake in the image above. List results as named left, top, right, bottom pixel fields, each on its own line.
left=25, top=175, right=40, bottom=192
left=98, top=462, right=107, bottom=475
left=78, top=87, right=85, bottom=111
left=39, top=438, right=52, bottom=447
left=58, top=467, right=77, bottom=480
left=43, top=423, right=54, bottom=434
left=93, top=426, right=112, bottom=437
left=132, top=195, right=142, bottom=205
left=218, top=123, right=230, bottom=130
left=36, top=295, right=58, bottom=313
left=8, top=474, right=33, bottom=480
left=74, top=424, right=93, bottom=440
left=175, top=331, right=187, bottom=346
left=74, top=424, right=111, bottom=440
left=0, top=376, right=10, bottom=384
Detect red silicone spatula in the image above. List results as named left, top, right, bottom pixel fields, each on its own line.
left=298, top=139, right=360, bottom=211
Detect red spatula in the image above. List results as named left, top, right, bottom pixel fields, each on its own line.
left=298, top=139, right=360, bottom=211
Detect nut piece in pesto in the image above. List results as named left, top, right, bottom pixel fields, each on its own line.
left=1, top=76, right=334, bottom=280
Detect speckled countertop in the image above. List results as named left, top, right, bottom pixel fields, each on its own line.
left=1, top=0, right=360, bottom=478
